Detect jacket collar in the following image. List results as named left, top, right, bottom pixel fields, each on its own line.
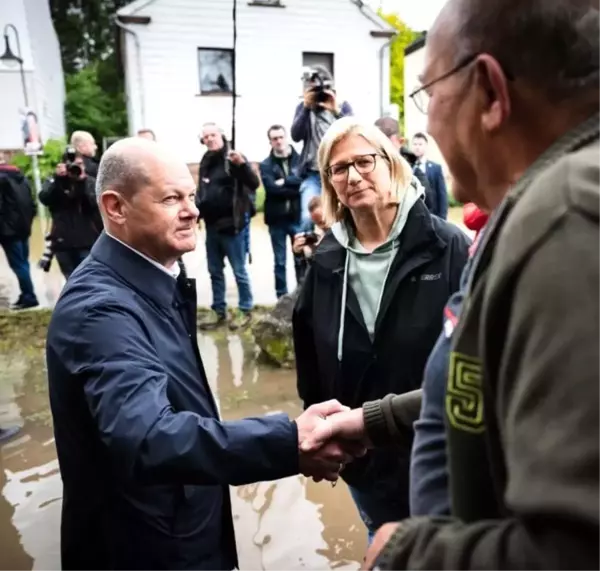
left=270, top=145, right=298, bottom=159
left=467, top=112, right=600, bottom=295
left=313, top=199, right=447, bottom=336
left=90, top=232, right=179, bottom=308
left=314, top=199, right=445, bottom=273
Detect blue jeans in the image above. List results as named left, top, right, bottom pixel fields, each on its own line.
left=0, top=238, right=37, bottom=304
left=268, top=222, right=304, bottom=298
left=349, top=485, right=409, bottom=546
left=299, top=171, right=322, bottom=232
left=56, top=249, right=90, bottom=280
left=205, top=225, right=253, bottom=315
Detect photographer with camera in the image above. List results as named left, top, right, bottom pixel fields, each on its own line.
left=291, top=66, right=352, bottom=232
left=292, top=195, right=329, bottom=264
left=38, top=148, right=102, bottom=279
left=70, top=131, right=99, bottom=178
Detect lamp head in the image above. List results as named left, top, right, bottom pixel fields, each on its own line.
left=0, top=34, right=22, bottom=68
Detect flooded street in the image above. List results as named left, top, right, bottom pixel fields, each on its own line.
left=0, top=218, right=299, bottom=310
left=0, top=333, right=367, bottom=570
left=0, top=209, right=470, bottom=569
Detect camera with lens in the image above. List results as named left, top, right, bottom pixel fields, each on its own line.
left=302, top=67, right=334, bottom=104
left=38, top=233, right=54, bottom=272
left=303, top=231, right=320, bottom=246
left=62, top=146, right=82, bottom=178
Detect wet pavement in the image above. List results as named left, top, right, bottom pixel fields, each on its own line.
left=0, top=333, right=367, bottom=570
left=0, top=210, right=470, bottom=310
left=0, top=218, right=298, bottom=310
left=0, top=209, right=470, bottom=569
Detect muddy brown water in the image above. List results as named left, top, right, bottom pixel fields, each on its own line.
left=0, top=332, right=367, bottom=570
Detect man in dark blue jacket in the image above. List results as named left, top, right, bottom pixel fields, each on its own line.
left=412, top=133, right=448, bottom=220
left=46, top=137, right=357, bottom=571
left=259, top=125, right=304, bottom=298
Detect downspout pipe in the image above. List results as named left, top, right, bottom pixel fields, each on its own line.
left=349, top=0, right=396, bottom=118
left=115, top=18, right=146, bottom=130
left=379, top=37, right=394, bottom=118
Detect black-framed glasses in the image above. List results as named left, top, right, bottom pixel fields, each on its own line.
left=409, top=53, right=480, bottom=114
left=326, top=153, right=383, bottom=181
left=409, top=53, right=515, bottom=115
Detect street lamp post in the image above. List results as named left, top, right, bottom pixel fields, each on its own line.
left=0, top=24, right=29, bottom=107
left=0, top=23, right=45, bottom=229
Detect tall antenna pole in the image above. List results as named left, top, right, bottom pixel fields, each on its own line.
left=231, top=0, right=237, bottom=149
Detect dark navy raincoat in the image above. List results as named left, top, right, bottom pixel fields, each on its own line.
left=46, top=233, right=299, bottom=570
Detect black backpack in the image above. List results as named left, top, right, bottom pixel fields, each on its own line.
left=0, top=172, right=36, bottom=239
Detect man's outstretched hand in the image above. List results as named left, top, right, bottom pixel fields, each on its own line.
left=296, top=401, right=367, bottom=482
left=300, top=407, right=372, bottom=455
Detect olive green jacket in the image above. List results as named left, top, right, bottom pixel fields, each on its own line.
left=369, top=114, right=600, bottom=570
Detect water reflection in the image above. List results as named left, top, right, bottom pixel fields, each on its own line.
left=0, top=333, right=365, bottom=570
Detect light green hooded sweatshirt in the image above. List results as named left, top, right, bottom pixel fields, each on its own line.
left=330, top=177, right=425, bottom=360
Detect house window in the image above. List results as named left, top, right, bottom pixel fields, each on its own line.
left=197, top=48, right=233, bottom=95
left=302, top=52, right=334, bottom=77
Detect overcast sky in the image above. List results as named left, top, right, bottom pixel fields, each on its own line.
left=367, top=0, right=448, bottom=31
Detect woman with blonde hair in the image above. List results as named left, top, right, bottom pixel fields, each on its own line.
left=293, top=117, right=470, bottom=542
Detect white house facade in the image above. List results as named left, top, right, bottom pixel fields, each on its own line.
left=403, top=33, right=447, bottom=168
left=117, top=0, right=396, bottom=164
left=0, top=0, right=65, bottom=151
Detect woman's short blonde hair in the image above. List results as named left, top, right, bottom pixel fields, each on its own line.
left=317, top=116, right=413, bottom=223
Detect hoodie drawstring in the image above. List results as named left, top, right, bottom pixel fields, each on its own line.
left=337, top=254, right=350, bottom=362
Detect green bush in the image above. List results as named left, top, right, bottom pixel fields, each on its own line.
left=448, top=192, right=462, bottom=207
left=11, top=138, right=66, bottom=188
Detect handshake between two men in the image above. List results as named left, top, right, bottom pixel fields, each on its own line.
left=294, top=400, right=373, bottom=482
left=294, top=390, right=423, bottom=481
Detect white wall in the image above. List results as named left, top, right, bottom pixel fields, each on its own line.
left=122, top=0, right=391, bottom=164
left=403, top=44, right=447, bottom=171
left=24, top=0, right=66, bottom=144
left=0, top=0, right=34, bottom=149
left=0, top=0, right=65, bottom=150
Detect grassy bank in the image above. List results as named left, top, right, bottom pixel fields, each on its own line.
left=0, top=306, right=274, bottom=352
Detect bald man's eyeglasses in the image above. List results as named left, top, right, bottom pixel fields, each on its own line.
left=410, top=54, right=515, bottom=115
left=409, top=54, right=481, bottom=114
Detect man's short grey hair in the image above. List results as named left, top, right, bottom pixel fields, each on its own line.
left=70, top=130, right=94, bottom=149
left=95, top=150, right=150, bottom=202
left=443, top=0, right=599, bottom=100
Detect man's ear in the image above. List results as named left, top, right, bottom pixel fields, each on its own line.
left=100, top=190, right=127, bottom=225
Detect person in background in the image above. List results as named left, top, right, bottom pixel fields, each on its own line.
left=293, top=117, right=470, bottom=544
left=411, top=132, right=448, bottom=220
left=291, top=65, right=353, bottom=231
left=137, top=128, right=156, bottom=141
left=70, top=131, right=99, bottom=178
left=292, top=195, right=330, bottom=263
left=46, top=136, right=362, bottom=571
left=196, top=123, right=258, bottom=331
left=374, top=117, right=434, bottom=208
left=0, top=153, right=39, bottom=309
left=39, top=151, right=102, bottom=279
left=259, top=125, right=304, bottom=298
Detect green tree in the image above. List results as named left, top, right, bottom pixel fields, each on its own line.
left=50, top=0, right=131, bottom=73
left=65, top=62, right=127, bottom=145
left=50, top=0, right=130, bottom=142
left=379, top=12, right=420, bottom=125
left=11, top=139, right=66, bottom=186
